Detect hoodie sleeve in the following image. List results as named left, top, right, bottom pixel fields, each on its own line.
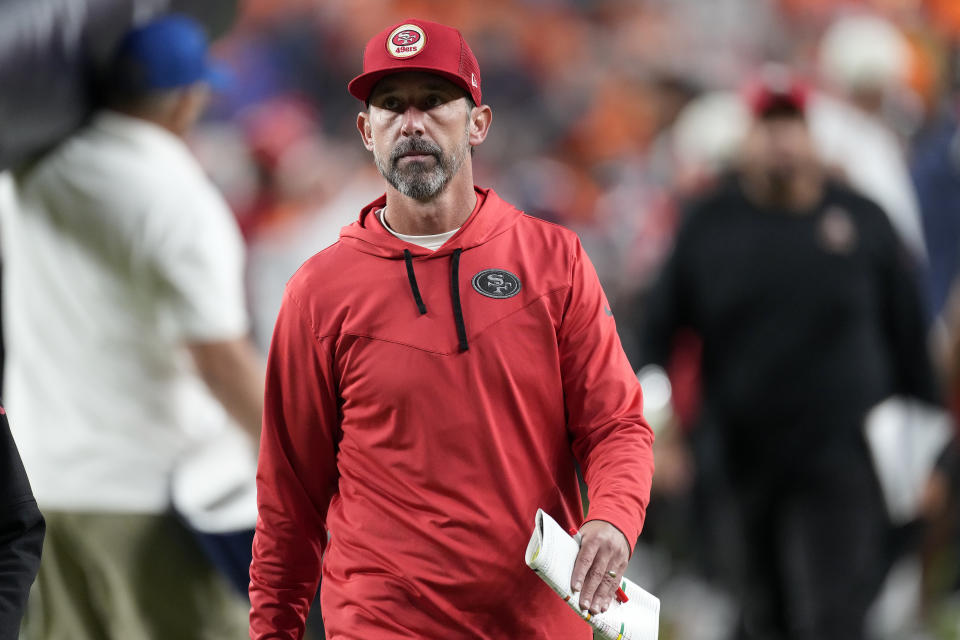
left=559, top=240, right=655, bottom=553
left=250, top=291, right=340, bottom=640
left=0, top=407, right=45, bottom=639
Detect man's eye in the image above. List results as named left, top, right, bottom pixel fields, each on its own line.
left=424, top=95, right=443, bottom=109
left=382, top=97, right=401, bottom=110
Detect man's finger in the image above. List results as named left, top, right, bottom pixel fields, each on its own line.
left=571, top=538, right=598, bottom=594
left=594, top=563, right=623, bottom=613
left=578, top=548, right=613, bottom=613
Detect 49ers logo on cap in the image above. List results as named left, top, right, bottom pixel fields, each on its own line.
left=387, top=24, right=426, bottom=58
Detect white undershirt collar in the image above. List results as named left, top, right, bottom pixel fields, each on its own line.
left=378, top=208, right=460, bottom=252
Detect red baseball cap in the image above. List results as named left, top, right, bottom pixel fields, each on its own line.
left=746, top=66, right=809, bottom=118
left=347, top=19, right=482, bottom=105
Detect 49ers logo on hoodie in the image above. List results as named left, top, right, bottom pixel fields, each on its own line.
left=472, top=269, right=521, bottom=299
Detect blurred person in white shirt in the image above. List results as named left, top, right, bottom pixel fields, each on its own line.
left=807, top=13, right=928, bottom=266
left=1, top=14, right=262, bottom=639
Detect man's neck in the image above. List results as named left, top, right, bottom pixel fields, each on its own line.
left=106, top=107, right=184, bottom=138
left=383, top=168, right=477, bottom=235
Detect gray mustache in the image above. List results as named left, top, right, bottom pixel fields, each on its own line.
left=391, top=138, right=441, bottom=163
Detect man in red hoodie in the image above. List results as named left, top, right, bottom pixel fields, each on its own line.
left=249, top=19, right=655, bottom=639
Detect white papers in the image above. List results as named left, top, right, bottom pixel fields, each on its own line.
left=525, top=509, right=660, bottom=640
left=864, top=396, right=952, bottom=524
left=171, top=425, right=258, bottom=533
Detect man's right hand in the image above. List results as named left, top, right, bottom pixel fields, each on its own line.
left=571, top=520, right=630, bottom=615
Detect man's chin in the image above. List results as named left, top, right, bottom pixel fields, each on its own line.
left=391, top=176, right=448, bottom=202
left=394, top=167, right=443, bottom=187
left=764, top=167, right=795, bottom=187
left=404, top=188, right=446, bottom=203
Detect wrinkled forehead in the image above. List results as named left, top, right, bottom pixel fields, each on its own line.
left=368, top=71, right=468, bottom=101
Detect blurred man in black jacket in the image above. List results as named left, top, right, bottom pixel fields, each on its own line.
left=0, top=403, right=43, bottom=640
left=638, top=74, right=939, bottom=639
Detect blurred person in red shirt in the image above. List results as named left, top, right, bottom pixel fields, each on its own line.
left=249, top=18, right=655, bottom=639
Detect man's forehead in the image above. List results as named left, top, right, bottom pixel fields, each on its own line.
left=756, top=113, right=808, bottom=129
left=369, top=72, right=466, bottom=98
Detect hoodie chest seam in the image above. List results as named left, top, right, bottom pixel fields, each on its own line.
left=333, top=283, right=570, bottom=356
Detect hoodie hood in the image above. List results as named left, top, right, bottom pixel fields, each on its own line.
left=339, top=187, right=523, bottom=259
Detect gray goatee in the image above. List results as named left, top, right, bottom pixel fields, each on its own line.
left=375, top=133, right=469, bottom=202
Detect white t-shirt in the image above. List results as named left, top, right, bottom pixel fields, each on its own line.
left=1, top=111, right=249, bottom=513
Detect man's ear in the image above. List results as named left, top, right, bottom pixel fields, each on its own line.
left=357, top=110, right=375, bottom=151
left=468, top=104, right=493, bottom=148
left=166, top=84, right=210, bottom=136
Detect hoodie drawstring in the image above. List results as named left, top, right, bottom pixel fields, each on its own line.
left=404, top=249, right=428, bottom=315
left=450, top=249, right=469, bottom=352
left=402, top=248, right=469, bottom=353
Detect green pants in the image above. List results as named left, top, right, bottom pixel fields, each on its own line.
left=22, top=511, right=249, bottom=640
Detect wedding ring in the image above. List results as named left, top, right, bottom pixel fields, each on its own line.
left=607, top=570, right=617, bottom=578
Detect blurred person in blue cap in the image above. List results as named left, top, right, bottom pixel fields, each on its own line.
left=99, top=13, right=229, bottom=137
left=1, top=13, right=263, bottom=639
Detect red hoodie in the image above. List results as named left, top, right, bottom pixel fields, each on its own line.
left=250, top=187, right=655, bottom=639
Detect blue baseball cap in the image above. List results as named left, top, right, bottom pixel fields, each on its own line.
left=110, top=14, right=229, bottom=94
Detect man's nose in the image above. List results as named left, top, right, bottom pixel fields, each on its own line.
left=399, top=106, right=426, bottom=137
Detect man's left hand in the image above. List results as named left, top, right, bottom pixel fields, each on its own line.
left=570, top=520, right=630, bottom=615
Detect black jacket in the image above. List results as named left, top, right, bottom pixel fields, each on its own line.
left=638, top=176, right=939, bottom=476
left=0, top=405, right=44, bottom=640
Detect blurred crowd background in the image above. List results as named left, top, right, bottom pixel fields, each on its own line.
left=5, top=0, right=960, bottom=638
left=189, top=0, right=960, bottom=352
left=197, top=1, right=960, bottom=638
